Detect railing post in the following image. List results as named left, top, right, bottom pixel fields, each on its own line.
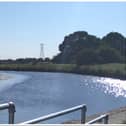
left=103, top=114, right=109, bottom=124
left=81, top=105, right=87, bottom=124
left=8, top=102, right=16, bottom=124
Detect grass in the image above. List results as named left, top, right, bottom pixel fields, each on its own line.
left=0, top=63, right=125, bottom=79
left=79, top=63, right=126, bottom=79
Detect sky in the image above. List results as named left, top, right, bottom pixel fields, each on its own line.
left=0, top=2, right=126, bottom=59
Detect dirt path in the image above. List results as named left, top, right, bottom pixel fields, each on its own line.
left=85, top=106, right=126, bottom=124
left=107, top=106, right=126, bottom=124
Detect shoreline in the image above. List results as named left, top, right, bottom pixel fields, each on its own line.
left=0, top=68, right=125, bottom=80
left=0, top=63, right=125, bottom=80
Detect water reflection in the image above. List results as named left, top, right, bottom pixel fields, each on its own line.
left=96, top=78, right=126, bottom=97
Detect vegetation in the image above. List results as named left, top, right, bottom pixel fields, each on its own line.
left=0, top=63, right=125, bottom=79
left=0, top=58, right=51, bottom=64
left=52, top=31, right=126, bottom=65
left=0, top=31, right=125, bottom=79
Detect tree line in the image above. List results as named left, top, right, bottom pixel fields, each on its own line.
left=52, top=31, right=126, bottom=65
left=0, top=57, right=51, bottom=64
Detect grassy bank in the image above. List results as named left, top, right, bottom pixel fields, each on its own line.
left=0, top=63, right=125, bottom=80
left=78, top=63, right=126, bottom=80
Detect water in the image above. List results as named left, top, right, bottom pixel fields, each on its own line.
left=0, top=71, right=126, bottom=124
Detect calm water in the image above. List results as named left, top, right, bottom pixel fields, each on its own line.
left=0, top=71, right=126, bottom=124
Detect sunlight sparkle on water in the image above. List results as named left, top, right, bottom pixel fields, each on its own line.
left=97, top=78, right=126, bottom=97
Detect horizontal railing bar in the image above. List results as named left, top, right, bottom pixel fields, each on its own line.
left=20, top=104, right=86, bottom=124
left=0, top=103, right=9, bottom=110
left=86, top=114, right=109, bottom=124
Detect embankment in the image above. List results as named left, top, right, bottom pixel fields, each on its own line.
left=63, top=106, right=126, bottom=124
left=0, top=63, right=125, bottom=80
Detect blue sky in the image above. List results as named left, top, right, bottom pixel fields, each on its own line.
left=0, top=2, right=126, bottom=59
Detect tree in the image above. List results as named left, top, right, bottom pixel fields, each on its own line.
left=97, top=47, right=122, bottom=63
left=76, top=49, right=98, bottom=65
left=102, top=32, right=126, bottom=56
left=57, top=31, right=100, bottom=64
left=44, top=57, right=50, bottom=62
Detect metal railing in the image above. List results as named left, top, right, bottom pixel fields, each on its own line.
left=0, top=102, right=16, bottom=124
left=20, top=104, right=87, bottom=124
left=0, top=101, right=109, bottom=124
left=86, top=114, right=109, bottom=124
